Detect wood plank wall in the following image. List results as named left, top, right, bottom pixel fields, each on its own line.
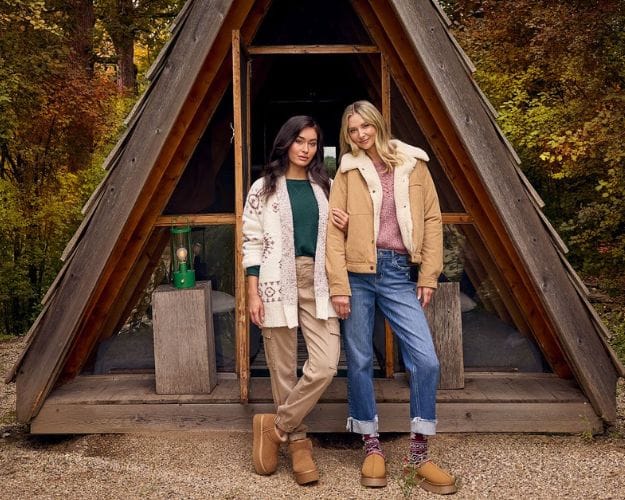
left=385, top=0, right=617, bottom=420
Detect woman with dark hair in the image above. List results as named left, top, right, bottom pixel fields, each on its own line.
left=243, top=115, right=347, bottom=485
left=326, top=101, right=457, bottom=494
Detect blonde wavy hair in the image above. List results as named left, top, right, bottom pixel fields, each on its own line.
left=339, top=100, right=405, bottom=171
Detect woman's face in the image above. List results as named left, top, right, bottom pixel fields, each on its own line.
left=347, top=113, right=377, bottom=151
left=288, top=127, right=318, bottom=170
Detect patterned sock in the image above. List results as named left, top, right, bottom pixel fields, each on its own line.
left=409, top=433, right=429, bottom=465
left=363, top=434, right=384, bottom=457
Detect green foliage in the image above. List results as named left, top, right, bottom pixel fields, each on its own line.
left=447, top=0, right=625, bottom=281
left=94, top=0, right=186, bottom=92
left=0, top=1, right=185, bottom=336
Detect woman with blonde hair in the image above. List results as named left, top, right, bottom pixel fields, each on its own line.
left=326, top=100, right=457, bottom=494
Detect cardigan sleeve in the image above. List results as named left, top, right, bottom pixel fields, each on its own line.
left=242, top=179, right=265, bottom=269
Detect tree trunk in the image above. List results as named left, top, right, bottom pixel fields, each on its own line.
left=115, top=35, right=136, bottom=93
left=66, top=0, right=96, bottom=74
left=111, top=0, right=137, bottom=94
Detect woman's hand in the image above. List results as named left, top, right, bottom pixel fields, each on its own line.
left=331, top=208, right=349, bottom=233
left=332, top=295, right=351, bottom=320
left=247, top=277, right=264, bottom=327
left=417, top=286, right=434, bottom=308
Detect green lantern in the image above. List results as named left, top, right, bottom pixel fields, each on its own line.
left=171, top=226, right=196, bottom=289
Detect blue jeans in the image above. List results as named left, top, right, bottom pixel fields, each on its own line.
left=343, top=249, right=440, bottom=436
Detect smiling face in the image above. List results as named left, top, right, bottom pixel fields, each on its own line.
left=287, top=126, right=318, bottom=174
left=347, top=112, right=378, bottom=154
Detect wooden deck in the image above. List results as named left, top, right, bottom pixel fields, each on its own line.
left=30, top=372, right=602, bottom=434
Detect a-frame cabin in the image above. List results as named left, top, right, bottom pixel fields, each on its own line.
left=7, top=0, right=623, bottom=434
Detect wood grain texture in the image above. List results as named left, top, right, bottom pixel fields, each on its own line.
left=31, top=400, right=601, bottom=434
left=153, top=282, right=217, bottom=394
left=232, top=29, right=250, bottom=402
left=424, top=282, right=464, bottom=389
left=387, top=0, right=617, bottom=420
left=14, top=0, right=244, bottom=423
left=247, top=44, right=378, bottom=54
left=155, top=214, right=236, bottom=226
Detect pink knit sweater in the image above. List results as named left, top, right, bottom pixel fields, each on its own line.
left=374, top=161, right=408, bottom=253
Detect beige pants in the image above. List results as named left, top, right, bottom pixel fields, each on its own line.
left=262, top=257, right=340, bottom=441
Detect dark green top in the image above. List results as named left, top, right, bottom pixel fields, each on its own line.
left=247, top=179, right=319, bottom=277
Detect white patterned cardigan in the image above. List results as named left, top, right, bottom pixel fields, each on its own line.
left=242, top=175, right=337, bottom=328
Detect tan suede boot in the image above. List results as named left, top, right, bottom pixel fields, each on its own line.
left=252, top=414, right=285, bottom=475
left=288, top=438, right=319, bottom=485
left=406, top=460, right=458, bottom=495
left=361, top=453, right=387, bottom=487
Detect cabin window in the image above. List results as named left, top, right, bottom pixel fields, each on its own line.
left=87, top=225, right=238, bottom=375
left=442, top=224, right=549, bottom=372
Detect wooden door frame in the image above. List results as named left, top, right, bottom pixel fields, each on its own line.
left=227, top=40, right=477, bottom=401
left=232, top=30, right=251, bottom=402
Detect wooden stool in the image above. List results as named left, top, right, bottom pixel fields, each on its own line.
left=424, top=282, right=464, bottom=389
left=152, top=281, right=217, bottom=394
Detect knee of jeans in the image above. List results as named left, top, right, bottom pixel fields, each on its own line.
left=424, top=357, right=440, bottom=377
left=408, top=356, right=439, bottom=377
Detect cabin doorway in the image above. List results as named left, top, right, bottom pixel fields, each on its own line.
left=232, top=38, right=391, bottom=399
left=89, top=35, right=548, bottom=402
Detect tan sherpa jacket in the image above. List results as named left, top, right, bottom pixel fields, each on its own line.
left=325, top=140, right=443, bottom=296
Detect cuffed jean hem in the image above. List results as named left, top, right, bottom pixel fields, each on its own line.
left=411, top=417, right=437, bottom=436
left=346, top=415, right=379, bottom=435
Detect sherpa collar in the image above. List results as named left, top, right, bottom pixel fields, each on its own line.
left=339, top=139, right=429, bottom=173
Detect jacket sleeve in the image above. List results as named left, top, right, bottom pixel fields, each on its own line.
left=242, top=181, right=264, bottom=270
left=417, top=163, right=443, bottom=289
left=325, top=169, right=351, bottom=296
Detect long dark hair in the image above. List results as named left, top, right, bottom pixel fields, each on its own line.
left=260, top=115, right=330, bottom=198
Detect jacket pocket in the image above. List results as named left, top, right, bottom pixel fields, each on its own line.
left=345, top=213, right=373, bottom=263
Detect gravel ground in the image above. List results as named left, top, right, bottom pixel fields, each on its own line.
left=2, top=337, right=624, bottom=499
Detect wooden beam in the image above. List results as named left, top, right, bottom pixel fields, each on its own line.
left=381, top=55, right=391, bottom=130
left=155, top=214, right=236, bottom=226
left=248, top=44, right=379, bottom=54
left=30, top=400, right=601, bottom=434
left=442, top=213, right=473, bottom=224
left=381, top=53, right=395, bottom=378
left=384, top=321, right=394, bottom=378
left=232, top=29, right=250, bottom=402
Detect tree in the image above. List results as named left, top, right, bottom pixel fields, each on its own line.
left=0, top=0, right=115, bottom=335
left=445, top=0, right=625, bottom=281
left=95, top=0, right=185, bottom=93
